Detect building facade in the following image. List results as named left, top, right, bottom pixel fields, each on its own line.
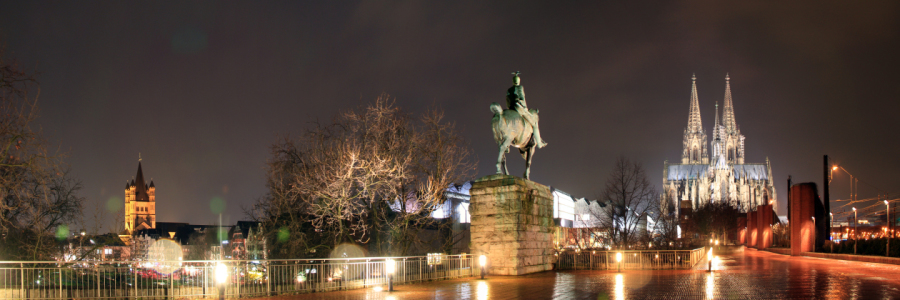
left=125, top=160, right=156, bottom=233
left=662, top=74, right=777, bottom=216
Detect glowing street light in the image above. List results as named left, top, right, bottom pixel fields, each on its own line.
left=386, top=259, right=396, bottom=291
left=479, top=255, right=487, bottom=279
left=886, top=200, right=891, bottom=257
left=830, top=212, right=834, bottom=253
left=215, top=262, right=228, bottom=300
left=616, top=252, right=622, bottom=272
left=853, top=207, right=858, bottom=255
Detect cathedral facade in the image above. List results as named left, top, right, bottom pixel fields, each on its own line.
left=124, top=160, right=156, bottom=233
left=662, top=74, right=776, bottom=215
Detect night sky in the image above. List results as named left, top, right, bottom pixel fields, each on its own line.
left=1, top=2, right=898, bottom=230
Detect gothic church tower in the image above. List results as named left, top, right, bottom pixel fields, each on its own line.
left=124, top=158, right=156, bottom=233
left=682, top=74, right=708, bottom=164
left=711, top=74, right=746, bottom=164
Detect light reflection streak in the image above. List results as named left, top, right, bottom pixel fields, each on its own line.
left=477, top=280, right=489, bottom=300
left=615, top=274, right=624, bottom=300
left=706, top=273, right=714, bottom=299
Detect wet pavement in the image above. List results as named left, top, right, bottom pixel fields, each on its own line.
left=252, top=249, right=900, bottom=299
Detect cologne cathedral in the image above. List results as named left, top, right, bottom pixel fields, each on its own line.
left=662, top=74, right=776, bottom=215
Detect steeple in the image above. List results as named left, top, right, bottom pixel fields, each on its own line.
left=134, top=160, right=149, bottom=202
left=722, top=73, right=737, bottom=132
left=686, top=73, right=703, bottom=133
left=681, top=74, right=708, bottom=164
left=713, top=101, right=720, bottom=140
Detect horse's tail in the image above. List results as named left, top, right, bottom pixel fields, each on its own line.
left=490, top=102, right=503, bottom=116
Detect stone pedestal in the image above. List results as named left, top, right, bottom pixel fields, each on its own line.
left=469, top=174, right=554, bottom=275
left=756, top=204, right=773, bottom=250
left=748, top=211, right=758, bottom=248
left=791, top=183, right=818, bottom=256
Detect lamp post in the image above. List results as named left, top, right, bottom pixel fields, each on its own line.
left=386, top=259, right=395, bottom=291
left=853, top=207, right=858, bottom=255
left=616, top=252, right=622, bottom=272
left=886, top=200, right=890, bottom=257
left=830, top=212, right=834, bottom=253
left=215, top=262, right=228, bottom=300
left=79, top=230, right=85, bottom=259
left=479, top=255, right=487, bottom=279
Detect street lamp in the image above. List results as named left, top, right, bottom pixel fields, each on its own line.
left=833, top=165, right=857, bottom=202
left=886, top=200, right=890, bottom=257
left=479, top=255, right=487, bottom=279
left=853, top=207, right=858, bottom=255
left=386, top=259, right=396, bottom=291
left=215, top=262, right=228, bottom=300
left=79, top=230, right=85, bottom=259
left=830, top=212, right=834, bottom=253
left=616, top=252, right=622, bottom=272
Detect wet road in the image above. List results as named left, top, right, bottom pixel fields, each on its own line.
left=253, top=249, right=900, bottom=299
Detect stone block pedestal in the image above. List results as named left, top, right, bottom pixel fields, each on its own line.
left=748, top=211, right=758, bottom=248
left=756, top=204, right=773, bottom=250
left=791, top=183, right=819, bottom=256
left=469, top=175, right=554, bottom=275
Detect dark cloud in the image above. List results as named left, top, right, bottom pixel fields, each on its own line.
left=0, top=1, right=897, bottom=228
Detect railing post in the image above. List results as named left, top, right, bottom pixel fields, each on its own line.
left=96, top=264, right=100, bottom=298
left=59, top=264, right=63, bottom=300
left=20, top=263, right=24, bottom=299
left=266, top=261, right=272, bottom=296
left=640, top=252, right=643, bottom=269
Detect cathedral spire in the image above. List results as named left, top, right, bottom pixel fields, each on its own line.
left=713, top=101, right=720, bottom=139
left=686, top=74, right=703, bottom=133
left=722, top=73, right=737, bottom=132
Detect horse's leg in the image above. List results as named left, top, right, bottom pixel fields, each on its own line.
left=524, top=146, right=534, bottom=180
left=497, top=139, right=511, bottom=175
left=503, top=153, right=509, bottom=175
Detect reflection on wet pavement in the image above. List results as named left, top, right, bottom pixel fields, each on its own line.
left=253, top=249, right=900, bottom=299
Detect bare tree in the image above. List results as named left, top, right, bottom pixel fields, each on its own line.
left=0, top=49, right=84, bottom=260
left=248, top=94, right=475, bottom=258
left=651, top=213, right=680, bottom=249
left=691, top=200, right=741, bottom=245
left=594, top=157, right=658, bottom=249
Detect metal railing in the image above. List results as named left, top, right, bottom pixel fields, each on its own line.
left=556, top=248, right=706, bottom=270
left=0, top=254, right=476, bottom=299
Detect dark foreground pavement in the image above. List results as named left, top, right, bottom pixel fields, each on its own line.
left=250, top=249, right=900, bottom=299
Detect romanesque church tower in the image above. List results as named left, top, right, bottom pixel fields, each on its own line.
left=125, top=158, right=156, bottom=233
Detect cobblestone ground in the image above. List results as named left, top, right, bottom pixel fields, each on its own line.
left=251, top=249, right=900, bottom=299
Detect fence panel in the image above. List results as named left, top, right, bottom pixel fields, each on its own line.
left=556, top=248, right=706, bottom=271
left=0, top=254, right=475, bottom=299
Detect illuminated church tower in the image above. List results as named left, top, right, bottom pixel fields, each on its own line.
left=682, top=74, right=709, bottom=164
left=125, top=157, right=156, bottom=233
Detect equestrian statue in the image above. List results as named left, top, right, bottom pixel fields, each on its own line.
left=491, top=71, right=548, bottom=180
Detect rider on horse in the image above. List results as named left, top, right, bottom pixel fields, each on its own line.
left=506, top=71, right=548, bottom=148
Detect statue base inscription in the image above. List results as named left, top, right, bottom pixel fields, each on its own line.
left=469, top=174, right=554, bottom=275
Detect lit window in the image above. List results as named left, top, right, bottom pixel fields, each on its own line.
left=104, top=248, right=112, bottom=255
left=457, top=203, right=470, bottom=223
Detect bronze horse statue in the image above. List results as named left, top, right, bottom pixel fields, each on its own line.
left=491, top=102, right=537, bottom=179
